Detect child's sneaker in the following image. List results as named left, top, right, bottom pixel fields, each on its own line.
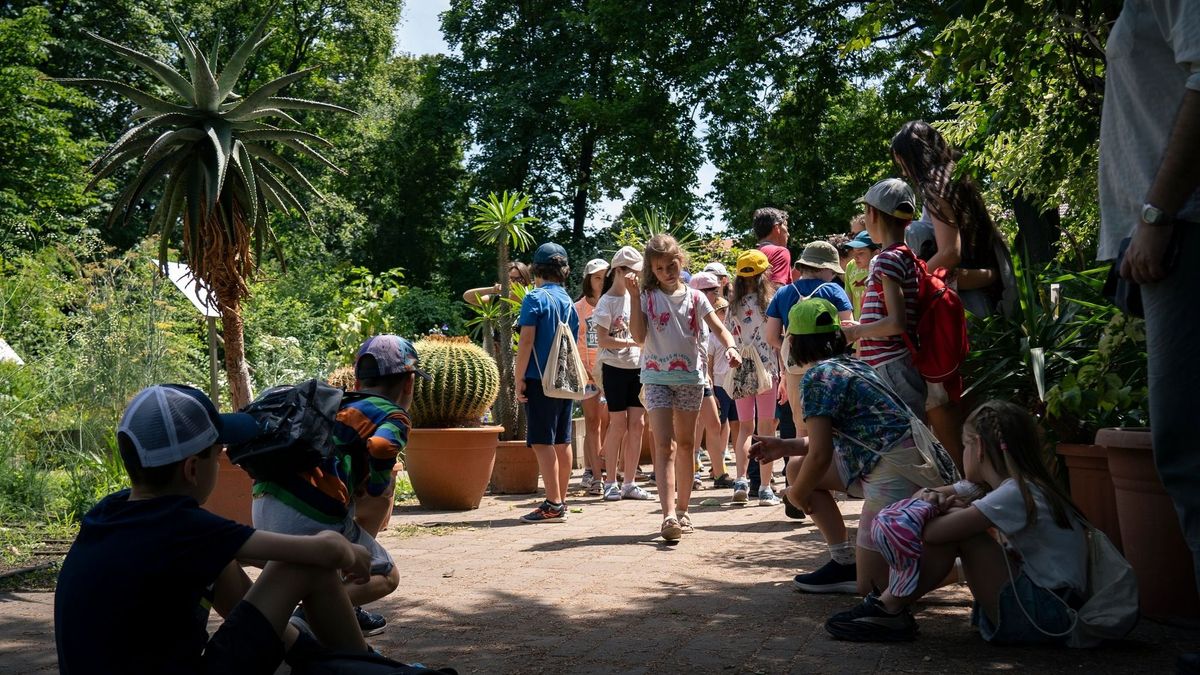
left=692, top=473, right=704, bottom=491
left=758, top=486, right=782, bottom=506
left=678, top=512, right=694, bottom=534
left=732, top=479, right=749, bottom=504
left=603, top=482, right=622, bottom=501
left=588, top=478, right=605, bottom=496
left=520, top=500, right=567, bottom=523
left=661, top=516, right=683, bottom=541
left=580, top=469, right=595, bottom=490
left=824, top=593, right=918, bottom=642
left=621, top=484, right=652, bottom=500
left=355, top=606, right=387, bottom=636
left=713, top=473, right=734, bottom=489
left=792, top=560, right=858, bottom=594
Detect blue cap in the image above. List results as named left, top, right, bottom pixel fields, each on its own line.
left=532, top=242, right=569, bottom=265
left=845, top=230, right=876, bottom=249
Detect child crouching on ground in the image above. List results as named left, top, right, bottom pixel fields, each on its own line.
left=55, top=385, right=372, bottom=674
left=824, top=400, right=1090, bottom=644
left=749, top=298, right=959, bottom=594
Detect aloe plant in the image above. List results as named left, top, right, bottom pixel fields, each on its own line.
left=61, top=7, right=353, bottom=409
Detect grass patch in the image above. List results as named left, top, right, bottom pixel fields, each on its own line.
left=388, top=522, right=477, bottom=538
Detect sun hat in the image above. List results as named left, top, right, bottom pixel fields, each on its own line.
left=118, top=384, right=260, bottom=468
left=688, top=271, right=720, bottom=291
left=798, top=241, right=845, bottom=274
left=845, top=230, right=877, bottom=249
left=855, top=178, right=917, bottom=220
left=735, top=250, right=770, bottom=277
left=786, top=298, right=841, bottom=336
left=355, top=334, right=432, bottom=381
left=583, top=258, right=609, bottom=276
left=712, top=296, right=729, bottom=311
left=610, top=245, right=644, bottom=272
left=703, top=262, right=730, bottom=278
left=532, top=242, right=569, bottom=266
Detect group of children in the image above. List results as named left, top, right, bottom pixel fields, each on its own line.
left=54, top=120, right=1094, bottom=671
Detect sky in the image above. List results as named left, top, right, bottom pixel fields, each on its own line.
left=392, top=1, right=721, bottom=232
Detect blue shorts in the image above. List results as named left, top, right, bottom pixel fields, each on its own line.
left=971, top=570, right=1075, bottom=645
left=713, top=386, right=739, bottom=423
left=524, top=378, right=574, bottom=446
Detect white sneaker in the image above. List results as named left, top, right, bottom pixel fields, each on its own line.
left=603, top=482, right=622, bottom=501
left=758, top=486, right=782, bottom=506
left=580, top=470, right=595, bottom=490
left=622, top=484, right=652, bottom=500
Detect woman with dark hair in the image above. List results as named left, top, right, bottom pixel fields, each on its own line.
left=890, top=120, right=1010, bottom=318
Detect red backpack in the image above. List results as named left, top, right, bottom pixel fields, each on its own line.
left=897, top=246, right=968, bottom=400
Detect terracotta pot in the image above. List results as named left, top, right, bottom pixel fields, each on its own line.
left=1097, top=427, right=1200, bottom=621
left=491, top=440, right=540, bottom=494
left=405, top=426, right=500, bottom=510
left=204, top=449, right=253, bottom=526
left=1057, top=443, right=1122, bottom=552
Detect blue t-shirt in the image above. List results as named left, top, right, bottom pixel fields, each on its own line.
left=518, top=283, right=580, bottom=380
left=55, top=489, right=255, bottom=675
left=766, top=279, right=853, bottom=329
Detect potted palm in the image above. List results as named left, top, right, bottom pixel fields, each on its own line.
left=405, top=335, right=502, bottom=510
left=467, top=192, right=542, bottom=494
left=66, top=8, right=351, bottom=522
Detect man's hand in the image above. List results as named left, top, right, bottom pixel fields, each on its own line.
left=516, top=378, right=528, bottom=403
left=1121, top=222, right=1176, bottom=285
left=749, top=434, right=790, bottom=462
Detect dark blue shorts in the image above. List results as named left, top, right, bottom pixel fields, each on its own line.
left=203, top=600, right=284, bottom=675
left=524, top=378, right=574, bottom=446
left=713, top=386, right=739, bottom=423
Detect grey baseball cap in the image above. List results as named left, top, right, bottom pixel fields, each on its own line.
left=855, top=178, right=917, bottom=220
left=118, top=384, right=259, bottom=467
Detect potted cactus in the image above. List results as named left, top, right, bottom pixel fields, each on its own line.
left=404, top=335, right=502, bottom=510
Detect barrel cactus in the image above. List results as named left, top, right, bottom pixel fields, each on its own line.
left=411, top=335, right=500, bottom=428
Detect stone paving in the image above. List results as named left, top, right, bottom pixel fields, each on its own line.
left=0, top=471, right=1192, bottom=673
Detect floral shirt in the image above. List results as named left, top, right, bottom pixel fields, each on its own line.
left=639, top=286, right=713, bottom=385
left=727, top=294, right=778, bottom=379
left=801, top=356, right=912, bottom=488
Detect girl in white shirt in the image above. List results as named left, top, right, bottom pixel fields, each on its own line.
left=627, top=234, right=741, bottom=541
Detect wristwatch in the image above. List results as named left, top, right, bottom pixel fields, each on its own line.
left=1140, top=203, right=1171, bottom=226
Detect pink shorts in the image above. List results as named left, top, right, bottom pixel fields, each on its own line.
left=734, top=376, right=778, bottom=420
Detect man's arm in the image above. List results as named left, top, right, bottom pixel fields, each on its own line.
left=1123, top=89, right=1200, bottom=284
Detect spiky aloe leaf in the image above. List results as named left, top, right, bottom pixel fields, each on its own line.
left=192, top=48, right=222, bottom=112
left=83, top=31, right=195, bottom=101
left=54, top=78, right=192, bottom=114
left=230, top=141, right=258, bottom=229
left=265, top=96, right=357, bottom=115
left=229, top=108, right=299, bottom=125
left=237, top=128, right=332, bottom=147
left=217, top=7, right=276, bottom=99
left=224, top=67, right=319, bottom=119
left=274, top=138, right=344, bottom=175
left=245, top=143, right=325, bottom=200
left=205, top=121, right=234, bottom=199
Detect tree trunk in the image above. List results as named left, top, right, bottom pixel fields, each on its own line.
left=571, top=127, right=596, bottom=242
left=219, top=293, right=254, bottom=411
left=495, top=241, right=519, bottom=440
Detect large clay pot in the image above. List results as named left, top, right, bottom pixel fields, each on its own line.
left=405, top=426, right=501, bottom=510
left=1057, top=443, right=1122, bottom=552
left=1097, top=427, right=1200, bottom=621
left=491, top=440, right=539, bottom=494
left=204, top=449, right=253, bottom=526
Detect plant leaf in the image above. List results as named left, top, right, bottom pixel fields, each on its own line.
left=83, top=31, right=195, bottom=102
left=264, top=96, right=357, bottom=115
left=217, top=7, right=276, bottom=99
left=55, top=78, right=192, bottom=115
left=224, top=67, right=320, bottom=119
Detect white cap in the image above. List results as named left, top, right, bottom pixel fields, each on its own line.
left=610, top=246, right=644, bottom=272
left=688, top=272, right=720, bottom=291
left=583, top=258, right=609, bottom=276
left=118, top=385, right=258, bottom=467
left=703, top=262, right=729, bottom=278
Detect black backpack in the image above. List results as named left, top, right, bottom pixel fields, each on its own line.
left=227, top=379, right=347, bottom=481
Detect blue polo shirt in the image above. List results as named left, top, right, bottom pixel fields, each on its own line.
left=518, top=283, right=580, bottom=380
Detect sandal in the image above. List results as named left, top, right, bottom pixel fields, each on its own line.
left=678, top=513, right=694, bottom=534
left=661, top=516, right=683, bottom=541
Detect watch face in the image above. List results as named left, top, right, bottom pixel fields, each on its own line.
left=1142, top=204, right=1166, bottom=225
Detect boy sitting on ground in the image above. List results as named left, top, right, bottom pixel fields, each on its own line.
left=55, top=384, right=372, bottom=675
left=252, top=334, right=420, bottom=635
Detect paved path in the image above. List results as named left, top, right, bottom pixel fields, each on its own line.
left=0, top=472, right=1191, bottom=673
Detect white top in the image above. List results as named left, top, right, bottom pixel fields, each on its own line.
left=707, top=332, right=730, bottom=383
left=973, top=478, right=1087, bottom=593
left=1097, top=0, right=1200, bottom=260
left=592, top=293, right=640, bottom=369
left=639, top=286, right=713, bottom=385
left=726, top=294, right=778, bottom=380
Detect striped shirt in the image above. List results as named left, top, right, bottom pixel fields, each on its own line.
left=253, top=393, right=410, bottom=523
left=857, top=245, right=918, bottom=367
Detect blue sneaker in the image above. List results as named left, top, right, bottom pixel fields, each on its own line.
left=520, top=500, right=567, bottom=523
left=355, top=606, right=387, bottom=636
left=825, top=592, right=918, bottom=642
left=732, top=479, right=749, bottom=504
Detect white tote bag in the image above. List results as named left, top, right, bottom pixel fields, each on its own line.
left=533, top=293, right=590, bottom=400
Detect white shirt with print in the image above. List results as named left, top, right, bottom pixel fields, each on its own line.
left=639, top=286, right=713, bottom=385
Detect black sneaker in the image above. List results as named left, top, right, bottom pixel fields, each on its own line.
left=780, top=491, right=806, bottom=520
left=520, top=500, right=566, bottom=523
left=793, top=559, right=858, bottom=594
left=824, top=593, right=918, bottom=642
left=355, top=606, right=387, bottom=636
left=713, top=473, right=735, bottom=489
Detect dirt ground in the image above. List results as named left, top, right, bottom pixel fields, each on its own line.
left=1, top=471, right=1194, bottom=674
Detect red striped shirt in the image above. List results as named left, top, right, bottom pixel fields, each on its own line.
left=857, top=245, right=918, bottom=366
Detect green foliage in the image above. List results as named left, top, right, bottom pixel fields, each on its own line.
left=1045, top=313, right=1147, bottom=443
left=332, top=267, right=406, bottom=364
left=0, top=8, right=99, bottom=251
left=392, top=287, right=467, bottom=339
left=410, top=336, right=500, bottom=429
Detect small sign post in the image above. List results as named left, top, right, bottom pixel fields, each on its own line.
left=162, top=262, right=223, bottom=408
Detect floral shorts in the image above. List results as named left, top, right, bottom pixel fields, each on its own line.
left=643, top=383, right=705, bottom=411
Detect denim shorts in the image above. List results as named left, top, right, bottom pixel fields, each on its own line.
left=971, top=570, right=1074, bottom=645
left=523, top=378, right=574, bottom=445
left=713, top=386, right=739, bottom=423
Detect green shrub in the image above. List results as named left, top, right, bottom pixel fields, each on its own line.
left=391, top=286, right=467, bottom=338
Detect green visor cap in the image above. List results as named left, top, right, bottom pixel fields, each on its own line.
left=787, top=298, right=841, bottom=336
